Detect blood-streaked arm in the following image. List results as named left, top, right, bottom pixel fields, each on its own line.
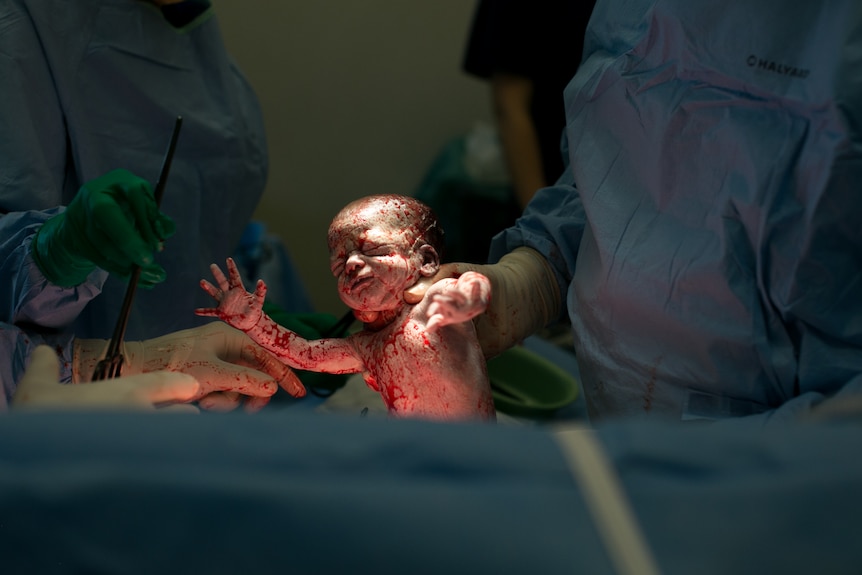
left=197, top=258, right=364, bottom=375
left=242, top=315, right=364, bottom=375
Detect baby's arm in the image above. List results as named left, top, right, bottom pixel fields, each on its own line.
left=424, top=271, right=491, bottom=331
left=197, top=258, right=363, bottom=374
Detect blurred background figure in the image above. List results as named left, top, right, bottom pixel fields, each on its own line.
left=463, top=0, right=597, bottom=209
left=416, top=0, right=597, bottom=265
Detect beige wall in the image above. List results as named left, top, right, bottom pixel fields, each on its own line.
left=213, top=1, right=492, bottom=314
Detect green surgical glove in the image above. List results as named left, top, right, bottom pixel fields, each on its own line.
left=32, top=169, right=176, bottom=287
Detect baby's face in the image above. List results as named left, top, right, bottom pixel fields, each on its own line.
left=328, top=198, right=426, bottom=312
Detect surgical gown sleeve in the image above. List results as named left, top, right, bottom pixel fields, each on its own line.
left=0, top=210, right=106, bottom=329
left=0, top=322, right=76, bottom=410
left=488, top=167, right=586, bottom=325
left=0, top=1, right=108, bottom=328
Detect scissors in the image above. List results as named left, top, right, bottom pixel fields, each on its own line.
left=91, top=116, right=183, bottom=381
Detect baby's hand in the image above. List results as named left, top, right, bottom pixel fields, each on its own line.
left=195, top=257, right=266, bottom=332
left=425, top=271, right=491, bottom=331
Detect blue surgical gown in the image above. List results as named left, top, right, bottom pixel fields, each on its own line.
left=0, top=1, right=268, bottom=383
left=491, top=0, right=862, bottom=422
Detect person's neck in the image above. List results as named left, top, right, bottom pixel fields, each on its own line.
left=355, top=307, right=401, bottom=331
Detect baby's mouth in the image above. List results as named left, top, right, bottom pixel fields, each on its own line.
left=348, top=275, right=374, bottom=293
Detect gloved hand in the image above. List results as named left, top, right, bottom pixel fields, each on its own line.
left=13, top=345, right=201, bottom=412
left=404, top=247, right=561, bottom=358
left=72, top=322, right=306, bottom=412
left=31, top=169, right=176, bottom=287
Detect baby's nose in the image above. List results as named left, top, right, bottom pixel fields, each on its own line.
left=345, top=253, right=364, bottom=274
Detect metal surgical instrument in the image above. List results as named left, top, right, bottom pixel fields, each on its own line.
left=91, top=116, right=183, bottom=381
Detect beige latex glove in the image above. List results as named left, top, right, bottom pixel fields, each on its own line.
left=72, top=322, right=306, bottom=412
left=805, top=394, right=862, bottom=422
left=405, top=247, right=561, bottom=358
left=13, top=345, right=201, bottom=412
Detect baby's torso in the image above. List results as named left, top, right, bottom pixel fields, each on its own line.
left=349, top=310, right=495, bottom=421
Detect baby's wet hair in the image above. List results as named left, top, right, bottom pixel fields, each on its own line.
left=329, top=194, right=446, bottom=259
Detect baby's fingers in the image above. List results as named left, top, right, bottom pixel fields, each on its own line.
left=426, top=314, right=445, bottom=332
left=254, top=279, right=267, bottom=302
left=210, top=263, right=230, bottom=291
left=194, top=307, right=220, bottom=317
left=226, top=257, right=247, bottom=290
left=469, top=279, right=491, bottom=306
left=200, top=279, right=221, bottom=300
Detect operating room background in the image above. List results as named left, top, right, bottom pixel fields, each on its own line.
left=214, top=1, right=492, bottom=314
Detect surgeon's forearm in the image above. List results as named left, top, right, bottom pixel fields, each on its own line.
left=474, top=247, right=561, bottom=358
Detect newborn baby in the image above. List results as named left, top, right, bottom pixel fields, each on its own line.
left=197, top=194, right=496, bottom=422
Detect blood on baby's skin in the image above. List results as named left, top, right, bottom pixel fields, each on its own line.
left=204, top=194, right=495, bottom=422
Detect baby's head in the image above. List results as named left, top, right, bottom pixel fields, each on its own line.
left=328, top=195, right=444, bottom=313
left=328, top=194, right=443, bottom=253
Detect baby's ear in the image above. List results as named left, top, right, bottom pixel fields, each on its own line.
left=417, top=244, right=439, bottom=277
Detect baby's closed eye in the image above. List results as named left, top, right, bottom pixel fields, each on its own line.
left=364, top=245, right=396, bottom=257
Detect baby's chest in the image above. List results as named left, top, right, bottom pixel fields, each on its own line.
left=355, top=321, right=441, bottom=373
